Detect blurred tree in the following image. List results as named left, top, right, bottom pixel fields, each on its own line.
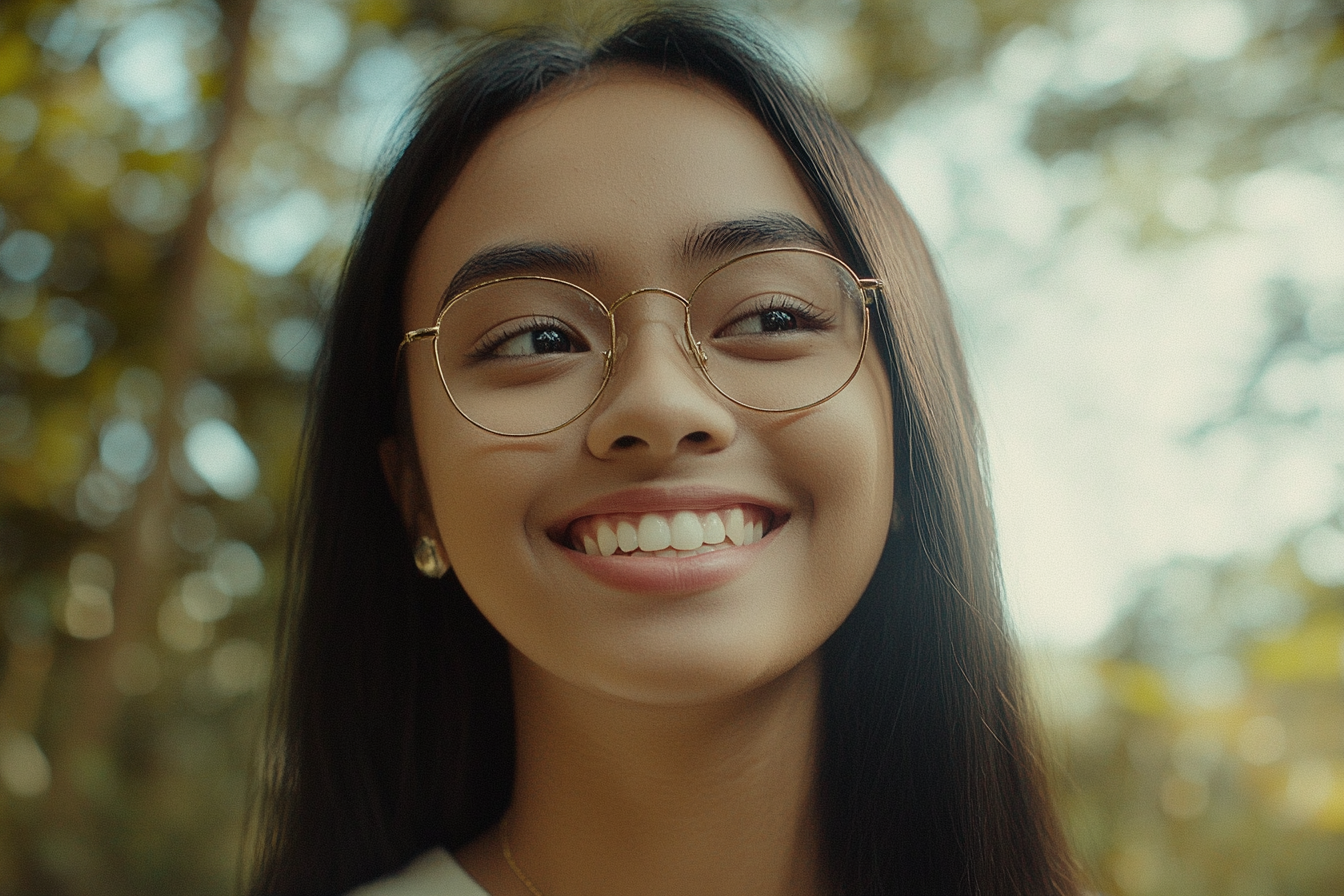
left=1047, top=532, right=1344, bottom=896
left=1009, top=3, right=1344, bottom=893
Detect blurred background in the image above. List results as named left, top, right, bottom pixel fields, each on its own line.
left=0, top=0, right=1339, bottom=893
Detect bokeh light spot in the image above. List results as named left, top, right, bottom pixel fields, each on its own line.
left=0, top=230, right=54, bottom=283
left=1171, top=0, right=1250, bottom=61
left=75, top=469, right=133, bottom=527
left=64, top=583, right=113, bottom=640
left=209, top=638, right=268, bottom=697
left=99, top=416, right=154, bottom=482
left=208, top=541, right=263, bottom=598
left=1297, top=525, right=1344, bottom=587
left=219, top=188, right=331, bottom=277
left=327, top=43, right=421, bottom=171
left=183, top=419, right=259, bottom=500
left=98, top=10, right=199, bottom=123
left=261, top=0, right=349, bottom=85
left=268, top=317, right=320, bottom=373
left=178, top=571, right=231, bottom=623
left=0, top=732, right=51, bottom=798
left=38, top=322, right=94, bottom=377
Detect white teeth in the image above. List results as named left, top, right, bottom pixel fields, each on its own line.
left=596, top=522, right=618, bottom=557
left=616, top=520, right=638, bottom=553
left=703, top=512, right=726, bottom=545
left=575, top=507, right=770, bottom=556
left=670, top=511, right=704, bottom=551
left=636, top=514, right=672, bottom=552
left=725, top=507, right=746, bottom=546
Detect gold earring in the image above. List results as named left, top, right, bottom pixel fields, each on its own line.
left=413, top=536, right=449, bottom=578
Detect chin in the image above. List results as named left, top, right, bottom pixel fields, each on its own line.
left=564, top=640, right=823, bottom=708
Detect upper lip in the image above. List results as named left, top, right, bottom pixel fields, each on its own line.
left=547, top=485, right=789, bottom=540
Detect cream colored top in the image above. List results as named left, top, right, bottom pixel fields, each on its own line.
left=347, top=848, right=490, bottom=896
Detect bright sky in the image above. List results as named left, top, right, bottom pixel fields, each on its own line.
left=854, top=4, right=1344, bottom=647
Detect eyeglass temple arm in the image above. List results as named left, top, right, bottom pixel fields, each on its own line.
left=858, top=278, right=884, bottom=305
left=401, top=326, right=438, bottom=348
left=394, top=326, right=438, bottom=378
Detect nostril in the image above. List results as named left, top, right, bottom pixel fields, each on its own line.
left=612, top=435, right=641, bottom=449
left=684, top=431, right=710, bottom=443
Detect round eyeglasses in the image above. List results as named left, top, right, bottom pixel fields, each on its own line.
left=399, top=246, right=882, bottom=437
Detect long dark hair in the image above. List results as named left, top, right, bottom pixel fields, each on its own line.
left=249, top=9, right=1080, bottom=895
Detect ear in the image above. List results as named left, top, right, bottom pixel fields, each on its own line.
left=379, top=435, right=438, bottom=542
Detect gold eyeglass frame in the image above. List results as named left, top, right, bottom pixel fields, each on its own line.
left=398, top=246, right=884, bottom=437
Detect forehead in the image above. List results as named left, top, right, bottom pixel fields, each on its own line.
left=406, top=68, right=829, bottom=304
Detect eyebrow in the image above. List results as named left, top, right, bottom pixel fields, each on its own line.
left=437, top=212, right=834, bottom=309
left=682, top=213, right=835, bottom=260
left=439, top=244, right=600, bottom=309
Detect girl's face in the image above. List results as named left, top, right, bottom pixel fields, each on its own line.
left=392, top=69, right=894, bottom=705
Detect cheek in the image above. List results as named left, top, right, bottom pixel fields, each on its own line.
left=421, top=439, right=571, bottom=652
left=770, top=362, right=894, bottom=624
left=794, top=360, right=894, bottom=535
left=411, top=393, right=544, bottom=571
left=425, top=447, right=540, bottom=562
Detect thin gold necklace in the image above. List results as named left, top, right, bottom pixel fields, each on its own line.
left=499, top=815, right=545, bottom=896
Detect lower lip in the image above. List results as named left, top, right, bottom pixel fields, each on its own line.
left=559, top=529, right=777, bottom=595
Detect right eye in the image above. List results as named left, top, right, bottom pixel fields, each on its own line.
left=475, top=316, right=590, bottom=358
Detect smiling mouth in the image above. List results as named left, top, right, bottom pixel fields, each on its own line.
left=565, top=505, right=777, bottom=558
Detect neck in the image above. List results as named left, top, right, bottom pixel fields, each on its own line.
left=466, top=651, right=829, bottom=896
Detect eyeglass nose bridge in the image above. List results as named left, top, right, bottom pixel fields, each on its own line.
left=604, top=286, right=707, bottom=368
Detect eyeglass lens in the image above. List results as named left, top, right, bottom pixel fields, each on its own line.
left=432, top=249, right=867, bottom=436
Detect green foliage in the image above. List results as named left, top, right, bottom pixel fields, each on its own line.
left=1046, top=544, right=1344, bottom=896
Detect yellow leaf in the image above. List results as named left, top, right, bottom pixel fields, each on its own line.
left=353, top=0, right=408, bottom=27
left=1317, top=772, right=1344, bottom=833
left=0, top=33, right=35, bottom=95
left=1100, top=660, right=1171, bottom=716
left=1249, top=615, right=1344, bottom=682
left=34, top=400, right=91, bottom=489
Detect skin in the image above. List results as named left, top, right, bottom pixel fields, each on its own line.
left=382, top=68, right=894, bottom=896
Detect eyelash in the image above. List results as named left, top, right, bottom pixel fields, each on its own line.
left=470, top=316, right=586, bottom=359
left=717, top=294, right=836, bottom=335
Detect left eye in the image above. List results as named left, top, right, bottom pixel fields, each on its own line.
left=494, top=327, right=577, bottom=356
left=473, top=316, right=590, bottom=358
left=716, top=297, right=828, bottom=337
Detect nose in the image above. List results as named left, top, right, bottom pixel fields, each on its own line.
left=585, top=290, right=737, bottom=460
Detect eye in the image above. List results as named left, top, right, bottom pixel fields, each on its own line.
left=715, top=295, right=832, bottom=338
left=475, top=317, right=590, bottom=358
left=757, top=309, right=800, bottom=332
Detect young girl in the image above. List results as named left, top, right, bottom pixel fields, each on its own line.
left=248, top=9, right=1080, bottom=896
